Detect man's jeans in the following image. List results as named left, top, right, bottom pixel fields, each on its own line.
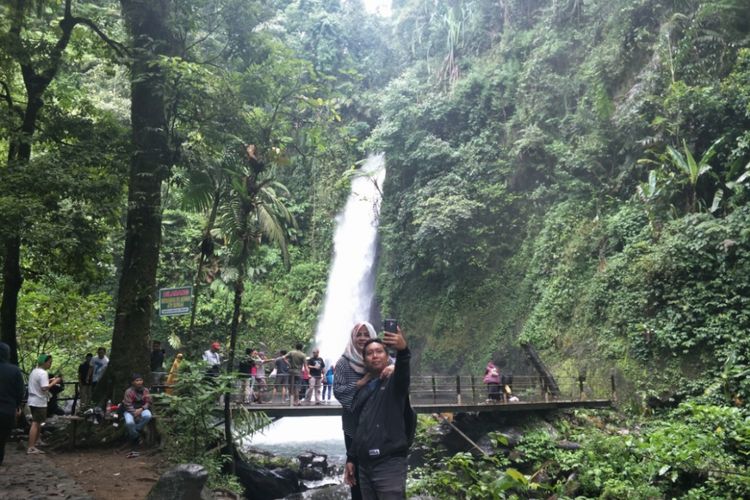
left=358, top=456, right=407, bottom=500
left=124, top=409, right=152, bottom=441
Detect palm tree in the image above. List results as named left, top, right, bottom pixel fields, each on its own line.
left=218, top=144, right=296, bottom=463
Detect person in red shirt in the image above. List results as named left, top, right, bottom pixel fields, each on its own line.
left=122, top=373, right=152, bottom=449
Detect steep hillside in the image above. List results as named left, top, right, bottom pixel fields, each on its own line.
left=372, top=0, right=750, bottom=407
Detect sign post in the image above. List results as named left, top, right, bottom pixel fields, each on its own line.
left=159, top=286, right=193, bottom=317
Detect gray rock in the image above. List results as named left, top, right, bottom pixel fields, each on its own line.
left=300, top=466, right=324, bottom=480
left=146, top=464, right=211, bottom=500
left=556, top=439, right=582, bottom=450
left=235, top=460, right=302, bottom=499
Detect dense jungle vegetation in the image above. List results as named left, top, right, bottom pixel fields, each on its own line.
left=2, top=0, right=749, bottom=497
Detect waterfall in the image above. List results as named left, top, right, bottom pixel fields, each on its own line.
left=314, top=153, right=386, bottom=363
left=248, top=154, right=386, bottom=465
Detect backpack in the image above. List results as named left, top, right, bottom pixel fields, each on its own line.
left=238, top=358, right=252, bottom=374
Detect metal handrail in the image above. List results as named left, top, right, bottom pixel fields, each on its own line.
left=34, top=371, right=614, bottom=413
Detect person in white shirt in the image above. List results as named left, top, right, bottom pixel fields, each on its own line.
left=27, top=354, right=61, bottom=454
left=87, top=347, right=109, bottom=386
left=202, top=342, right=222, bottom=376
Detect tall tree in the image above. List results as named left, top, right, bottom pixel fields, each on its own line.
left=104, top=0, right=175, bottom=398
left=0, top=0, right=125, bottom=364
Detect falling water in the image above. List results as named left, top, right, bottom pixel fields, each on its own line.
left=249, top=154, right=386, bottom=467
left=314, top=153, right=386, bottom=361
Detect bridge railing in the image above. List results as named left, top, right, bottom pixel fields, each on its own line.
left=42, top=371, right=612, bottom=413
left=409, top=374, right=612, bottom=405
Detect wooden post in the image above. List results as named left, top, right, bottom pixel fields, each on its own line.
left=610, top=372, right=617, bottom=402
left=540, top=377, right=545, bottom=402
left=456, top=375, right=462, bottom=404
left=432, top=376, right=437, bottom=403
left=71, top=381, right=79, bottom=415
left=471, top=375, right=476, bottom=404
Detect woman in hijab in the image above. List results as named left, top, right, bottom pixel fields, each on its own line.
left=334, top=322, right=393, bottom=499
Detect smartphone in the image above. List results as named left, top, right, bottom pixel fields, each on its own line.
left=383, top=318, right=398, bottom=333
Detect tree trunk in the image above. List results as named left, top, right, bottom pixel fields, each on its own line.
left=0, top=236, right=22, bottom=365
left=224, top=228, right=251, bottom=473
left=188, top=189, right=222, bottom=343
left=103, top=0, right=173, bottom=403
left=224, top=276, right=244, bottom=473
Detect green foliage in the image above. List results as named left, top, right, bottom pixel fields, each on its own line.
left=575, top=404, right=750, bottom=498
left=411, top=405, right=750, bottom=498
left=155, top=360, right=270, bottom=493
left=409, top=451, right=525, bottom=499
left=16, top=277, right=111, bottom=376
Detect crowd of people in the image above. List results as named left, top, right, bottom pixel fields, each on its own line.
left=203, top=341, right=336, bottom=406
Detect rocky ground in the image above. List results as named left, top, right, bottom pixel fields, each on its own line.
left=0, top=440, right=166, bottom=500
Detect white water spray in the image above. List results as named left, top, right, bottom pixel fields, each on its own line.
left=314, top=153, right=386, bottom=362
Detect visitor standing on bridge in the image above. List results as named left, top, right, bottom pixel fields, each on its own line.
left=334, top=321, right=394, bottom=500
left=483, top=360, right=501, bottom=402
left=345, top=325, right=416, bottom=500
left=238, top=348, right=255, bottom=403
left=202, top=342, right=222, bottom=376
left=323, top=364, right=334, bottom=403
left=284, top=343, right=307, bottom=406
left=0, top=342, right=24, bottom=465
left=272, top=350, right=289, bottom=402
left=305, top=348, right=325, bottom=405
left=253, top=351, right=274, bottom=403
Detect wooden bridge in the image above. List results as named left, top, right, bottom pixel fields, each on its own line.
left=234, top=372, right=614, bottom=418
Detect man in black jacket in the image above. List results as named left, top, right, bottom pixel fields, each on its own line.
left=0, top=342, right=24, bottom=465
left=345, top=327, right=416, bottom=499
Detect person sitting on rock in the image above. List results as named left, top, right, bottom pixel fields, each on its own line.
left=122, top=373, right=152, bottom=453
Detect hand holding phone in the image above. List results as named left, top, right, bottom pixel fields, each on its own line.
left=383, top=318, right=398, bottom=333
left=383, top=326, right=407, bottom=351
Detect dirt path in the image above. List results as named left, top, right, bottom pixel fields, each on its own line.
left=47, top=447, right=167, bottom=500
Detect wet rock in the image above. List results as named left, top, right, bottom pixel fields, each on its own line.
left=475, top=434, right=498, bottom=456
left=298, top=450, right=329, bottom=479
left=311, top=455, right=328, bottom=470
left=298, top=452, right=315, bottom=467
left=235, top=459, right=302, bottom=500
left=146, top=464, right=211, bottom=500
left=300, top=466, right=324, bottom=481
left=285, top=483, right=350, bottom=499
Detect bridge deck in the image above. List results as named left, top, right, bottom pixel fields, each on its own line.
left=235, top=399, right=611, bottom=418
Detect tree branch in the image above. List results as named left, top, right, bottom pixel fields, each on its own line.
left=72, top=17, right=130, bottom=61
left=0, top=81, right=25, bottom=119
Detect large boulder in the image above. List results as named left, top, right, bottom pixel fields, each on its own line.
left=235, top=459, right=302, bottom=500
left=147, top=464, right=211, bottom=500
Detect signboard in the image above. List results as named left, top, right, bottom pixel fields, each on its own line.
left=159, top=286, right=193, bottom=317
